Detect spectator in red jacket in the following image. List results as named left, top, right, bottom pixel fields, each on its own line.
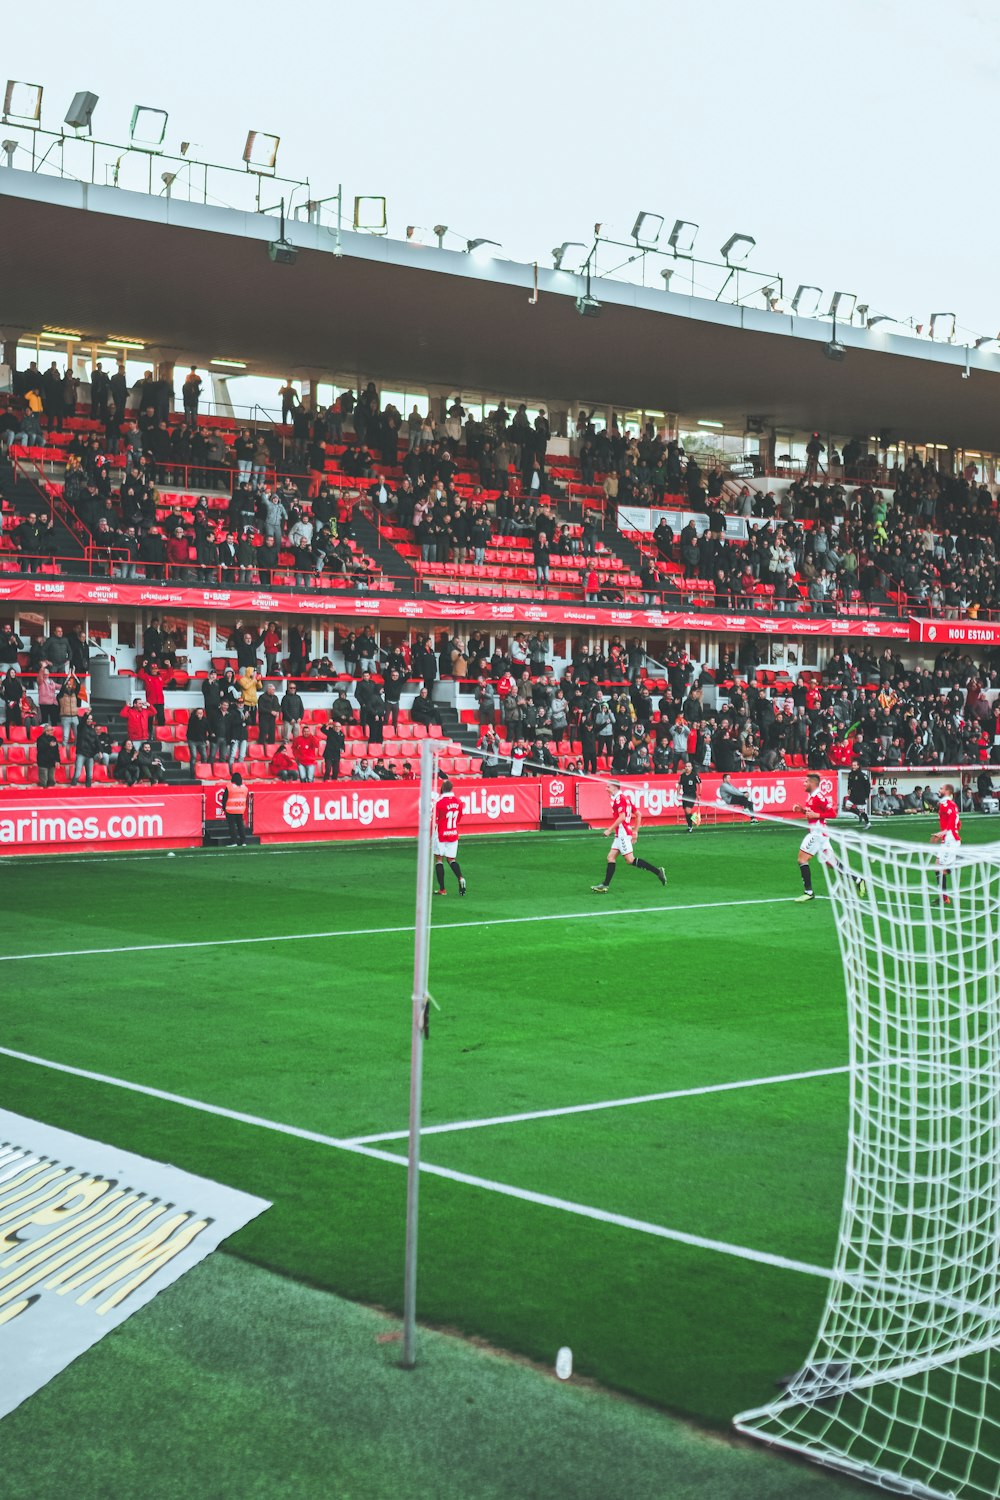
left=166, top=527, right=191, bottom=579
left=121, top=697, right=152, bottom=743
left=139, top=663, right=166, bottom=726
left=292, top=726, right=320, bottom=783
left=269, top=745, right=298, bottom=781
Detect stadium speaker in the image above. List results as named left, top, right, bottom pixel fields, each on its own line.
left=268, top=239, right=298, bottom=266
left=576, top=294, right=602, bottom=318
left=825, top=340, right=846, bottom=362
left=64, top=91, right=98, bottom=131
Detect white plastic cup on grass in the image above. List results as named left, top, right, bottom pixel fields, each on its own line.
left=555, top=1346, right=573, bottom=1380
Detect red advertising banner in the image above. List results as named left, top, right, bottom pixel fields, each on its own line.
left=0, top=576, right=911, bottom=638
left=575, top=770, right=833, bottom=825
left=908, top=616, right=1000, bottom=646
left=245, top=778, right=541, bottom=842
left=0, top=791, right=204, bottom=854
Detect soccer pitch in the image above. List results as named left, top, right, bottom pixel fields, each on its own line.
left=2, top=817, right=992, bottom=1435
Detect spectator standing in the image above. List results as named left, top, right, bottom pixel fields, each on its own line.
left=280, top=684, right=305, bottom=742
left=35, top=722, right=60, bottom=787
left=73, top=713, right=100, bottom=786
left=57, top=674, right=83, bottom=745
left=293, top=726, right=320, bottom=782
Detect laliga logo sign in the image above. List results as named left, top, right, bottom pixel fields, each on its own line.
left=282, top=793, right=310, bottom=829
left=282, top=792, right=391, bottom=827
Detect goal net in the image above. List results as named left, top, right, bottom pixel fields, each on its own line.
left=734, top=825, right=1000, bottom=1499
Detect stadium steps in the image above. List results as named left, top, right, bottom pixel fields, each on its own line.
left=539, top=806, right=589, bottom=832
left=351, top=509, right=416, bottom=590
left=202, top=818, right=262, bottom=848
left=434, top=703, right=481, bottom=754
left=601, top=516, right=646, bottom=579
left=0, top=454, right=88, bottom=572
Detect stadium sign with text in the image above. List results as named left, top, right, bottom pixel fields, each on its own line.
left=0, top=579, right=911, bottom=639
left=909, top=617, right=1000, bottom=646
left=0, top=792, right=204, bottom=854
left=247, top=780, right=541, bottom=840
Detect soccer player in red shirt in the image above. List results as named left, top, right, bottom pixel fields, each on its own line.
left=433, top=778, right=466, bottom=896
left=793, top=771, right=866, bottom=902
left=591, top=781, right=666, bottom=893
left=930, top=783, right=961, bottom=904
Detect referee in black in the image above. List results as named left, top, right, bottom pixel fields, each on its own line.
left=679, top=759, right=701, bottom=834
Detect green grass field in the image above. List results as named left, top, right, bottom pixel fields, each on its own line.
left=2, top=816, right=994, bottom=1492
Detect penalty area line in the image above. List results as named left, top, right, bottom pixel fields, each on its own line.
left=345, top=1064, right=851, bottom=1144
left=0, top=895, right=806, bottom=964
left=0, top=1044, right=831, bottom=1282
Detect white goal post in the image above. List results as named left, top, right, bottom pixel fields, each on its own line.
left=734, top=825, right=1000, bottom=1500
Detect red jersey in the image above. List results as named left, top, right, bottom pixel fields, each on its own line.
left=612, top=792, right=638, bottom=837
left=805, top=790, right=835, bottom=826
left=938, top=798, right=961, bottom=839
left=434, top=794, right=463, bottom=842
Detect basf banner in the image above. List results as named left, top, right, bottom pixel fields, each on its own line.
left=575, top=771, right=831, bottom=825
left=0, top=792, right=204, bottom=854
left=247, top=779, right=541, bottom=841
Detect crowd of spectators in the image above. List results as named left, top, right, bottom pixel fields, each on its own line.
left=463, top=637, right=1000, bottom=778
left=640, top=457, right=1000, bottom=621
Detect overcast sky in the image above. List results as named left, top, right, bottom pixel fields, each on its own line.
left=16, top=0, right=1000, bottom=343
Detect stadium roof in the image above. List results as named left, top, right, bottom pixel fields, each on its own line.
left=2, top=169, right=1000, bottom=449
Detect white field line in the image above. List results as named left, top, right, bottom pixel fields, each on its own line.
left=0, top=1045, right=831, bottom=1281
left=344, top=1064, right=851, bottom=1145
left=0, top=895, right=806, bottom=965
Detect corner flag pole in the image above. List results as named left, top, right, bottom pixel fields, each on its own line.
left=402, top=736, right=437, bottom=1368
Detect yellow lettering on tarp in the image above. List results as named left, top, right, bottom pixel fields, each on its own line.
left=1, top=1182, right=122, bottom=1270
left=2, top=1200, right=162, bottom=1308
left=25, top=1176, right=115, bottom=1229
left=0, top=1168, right=78, bottom=1239
left=72, top=1213, right=211, bottom=1315
left=45, top=1202, right=169, bottom=1296
left=0, top=1295, right=38, bottom=1324
left=0, top=1190, right=138, bottom=1295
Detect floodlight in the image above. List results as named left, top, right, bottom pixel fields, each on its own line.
left=867, top=315, right=898, bottom=329
left=720, top=233, right=755, bottom=265
left=64, top=91, right=98, bottom=132
left=576, top=295, right=602, bottom=318
left=242, top=130, right=280, bottom=171
left=829, top=292, right=857, bottom=320
left=551, top=241, right=586, bottom=269
left=660, top=268, right=675, bottom=289
left=668, top=219, right=698, bottom=253
left=1, top=139, right=15, bottom=168
left=631, top=212, right=664, bottom=247
left=974, top=334, right=1000, bottom=349
left=792, top=284, right=823, bottom=316
left=929, top=312, right=956, bottom=342
left=130, top=105, right=168, bottom=147
left=3, top=81, right=42, bottom=125
left=432, top=223, right=448, bottom=247
left=466, top=237, right=501, bottom=256
left=354, top=196, right=387, bottom=233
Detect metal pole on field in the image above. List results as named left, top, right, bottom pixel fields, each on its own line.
left=402, top=737, right=437, bottom=1368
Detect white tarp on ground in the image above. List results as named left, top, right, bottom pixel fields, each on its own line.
left=0, top=1109, right=270, bottom=1419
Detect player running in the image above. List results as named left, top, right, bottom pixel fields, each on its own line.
left=678, top=759, right=701, bottom=834
left=433, top=778, right=466, bottom=896
left=591, top=780, right=666, bottom=893
left=793, top=771, right=867, bottom=902
left=930, top=782, right=961, bottom=904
